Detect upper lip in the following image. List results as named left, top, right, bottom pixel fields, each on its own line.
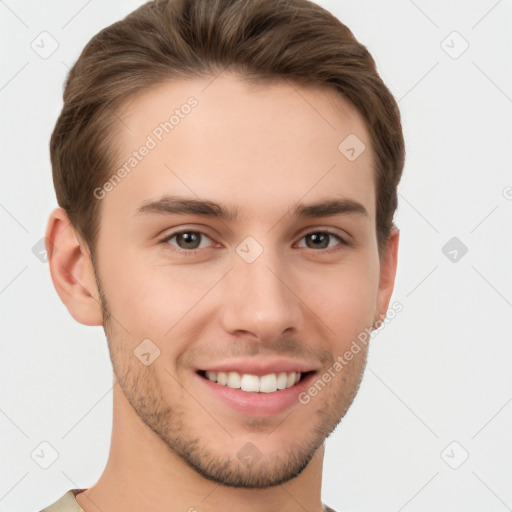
left=197, top=358, right=318, bottom=376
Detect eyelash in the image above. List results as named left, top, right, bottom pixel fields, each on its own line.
left=159, top=229, right=351, bottom=257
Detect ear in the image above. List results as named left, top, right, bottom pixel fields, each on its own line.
left=373, top=225, right=400, bottom=327
left=45, top=207, right=103, bottom=326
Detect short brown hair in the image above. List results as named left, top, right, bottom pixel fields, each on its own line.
left=50, top=0, right=405, bottom=259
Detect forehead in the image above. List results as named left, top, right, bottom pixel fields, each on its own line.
left=103, top=73, right=375, bottom=225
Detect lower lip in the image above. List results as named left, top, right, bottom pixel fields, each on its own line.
left=196, top=372, right=316, bottom=417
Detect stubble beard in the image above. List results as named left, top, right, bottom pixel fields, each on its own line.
left=94, top=269, right=367, bottom=488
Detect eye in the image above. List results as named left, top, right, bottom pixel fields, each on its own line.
left=159, top=228, right=350, bottom=257
left=296, top=230, right=349, bottom=254
left=160, top=230, right=216, bottom=255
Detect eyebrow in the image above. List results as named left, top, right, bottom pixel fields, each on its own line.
left=134, top=195, right=368, bottom=220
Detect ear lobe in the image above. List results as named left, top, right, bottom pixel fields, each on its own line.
left=45, top=207, right=104, bottom=326
left=374, top=225, right=400, bottom=327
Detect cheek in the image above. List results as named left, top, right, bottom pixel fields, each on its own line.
left=99, top=239, right=380, bottom=346
left=305, top=259, right=379, bottom=340
left=102, top=259, right=212, bottom=337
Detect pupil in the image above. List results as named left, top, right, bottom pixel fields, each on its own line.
left=309, top=233, right=328, bottom=249
left=179, top=232, right=200, bottom=249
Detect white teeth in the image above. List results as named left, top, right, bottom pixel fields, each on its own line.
left=203, top=370, right=303, bottom=393
left=259, top=373, right=277, bottom=393
left=276, top=372, right=288, bottom=389
left=227, top=371, right=241, bottom=388
left=241, top=374, right=260, bottom=392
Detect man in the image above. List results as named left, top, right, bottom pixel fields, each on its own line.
left=41, top=0, right=404, bottom=510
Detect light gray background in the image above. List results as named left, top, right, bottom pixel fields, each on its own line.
left=1, top=1, right=511, bottom=511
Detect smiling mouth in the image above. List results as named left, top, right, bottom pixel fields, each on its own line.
left=197, top=370, right=314, bottom=393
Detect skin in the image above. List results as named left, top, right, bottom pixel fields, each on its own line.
left=46, top=72, right=399, bottom=512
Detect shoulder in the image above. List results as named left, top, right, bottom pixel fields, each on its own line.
left=39, top=488, right=86, bottom=512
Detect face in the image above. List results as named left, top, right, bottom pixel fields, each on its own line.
left=89, top=73, right=394, bottom=488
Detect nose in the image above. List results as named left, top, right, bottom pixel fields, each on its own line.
left=219, top=245, right=303, bottom=343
